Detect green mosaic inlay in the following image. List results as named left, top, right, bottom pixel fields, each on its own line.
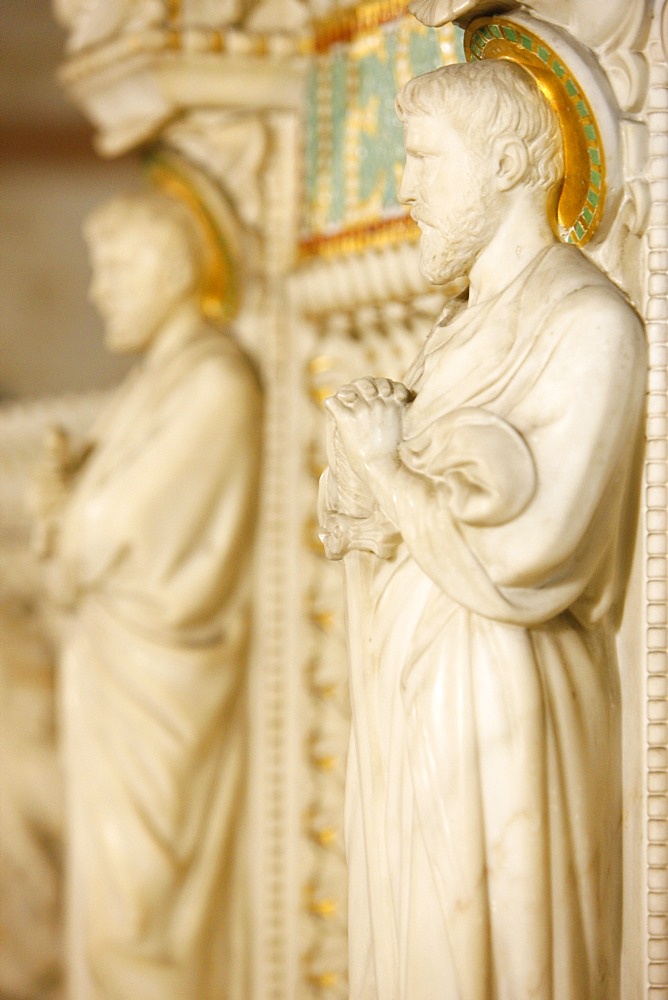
left=575, top=100, right=588, bottom=118
left=590, top=169, right=601, bottom=188
left=303, top=19, right=460, bottom=245
left=490, top=23, right=502, bottom=38
left=588, top=188, right=600, bottom=206
left=481, top=25, right=492, bottom=40
left=537, top=45, right=550, bottom=62
left=305, top=66, right=319, bottom=206
left=582, top=206, right=593, bottom=224
left=574, top=221, right=585, bottom=240
left=589, top=148, right=601, bottom=165
left=409, top=25, right=445, bottom=75
left=552, top=60, right=565, bottom=78
left=329, top=51, right=348, bottom=225
left=502, top=25, right=518, bottom=42
left=453, top=23, right=466, bottom=62
left=583, top=123, right=596, bottom=141
left=359, top=35, right=406, bottom=210
left=565, top=78, right=577, bottom=97
left=520, top=33, right=533, bottom=50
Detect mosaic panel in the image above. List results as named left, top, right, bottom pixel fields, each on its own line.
left=301, top=6, right=461, bottom=258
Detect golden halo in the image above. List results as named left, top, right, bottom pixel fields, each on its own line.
left=464, top=16, right=606, bottom=247
left=145, top=153, right=240, bottom=322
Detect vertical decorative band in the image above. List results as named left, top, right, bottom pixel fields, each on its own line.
left=645, top=14, right=668, bottom=999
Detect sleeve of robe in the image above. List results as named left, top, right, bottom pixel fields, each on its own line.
left=366, top=287, right=646, bottom=627
left=57, top=343, right=262, bottom=638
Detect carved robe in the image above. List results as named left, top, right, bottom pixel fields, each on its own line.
left=325, top=245, right=646, bottom=1000
left=55, top=320, right=261, bottom=1000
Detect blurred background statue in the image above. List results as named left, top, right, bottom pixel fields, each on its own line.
left=32, top=180, right=261, bottom=1000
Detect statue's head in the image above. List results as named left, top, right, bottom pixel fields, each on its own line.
left=396, top=59, right=564, bottom=285
left=84, top=191, right=204, bottom=355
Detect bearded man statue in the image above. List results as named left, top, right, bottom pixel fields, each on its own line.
left=34, top=188, right=261, bottom=1000
left=319, top=57, right=645, bottom=1000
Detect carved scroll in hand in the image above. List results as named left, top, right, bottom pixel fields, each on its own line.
left=30, top=426, right=93, bottom=561
left=318, top=378, right=412, bottom=561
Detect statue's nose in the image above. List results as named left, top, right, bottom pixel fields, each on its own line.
left=398, top=172, right=414, bottom=206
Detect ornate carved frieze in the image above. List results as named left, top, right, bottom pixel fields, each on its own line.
left=56, top=2, right=308, bottom=156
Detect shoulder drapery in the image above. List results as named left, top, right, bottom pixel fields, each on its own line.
left=366, top=268, right=646, bottom=628
left=58, top=330, right=261, bottom=641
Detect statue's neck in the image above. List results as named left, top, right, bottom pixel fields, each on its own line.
left=147, top=297, right=205, bottom=366
left=468, top=193, right=558, bottom=307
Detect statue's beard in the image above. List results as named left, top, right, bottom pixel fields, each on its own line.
left=416, top=201, right=494, bottom=287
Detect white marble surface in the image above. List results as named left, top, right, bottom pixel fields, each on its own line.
left=320, top=58, right=646, bottom=1000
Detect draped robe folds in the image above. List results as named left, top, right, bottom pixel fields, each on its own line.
left=54, top=322, right=261, bottom=1000
left=323, top=245, right=646, bottom=1000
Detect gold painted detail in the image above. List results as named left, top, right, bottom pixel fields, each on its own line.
left=305, top=589, right=337, bottom=632
left=308, top=381, right=339, bottom=408
left=307, top=730, right=339, bottom=772
left=304, top=804, right=340, bottom=847
left=146, top=155, right=239, bottom=321
left=305, top=881, right=339, bottom=919
left=304, top=516, right=326, bottom=555
left=167, top=0, right=182, bottom=25
left=300, top=213, right=419, bottom=261
left=306, top=969, right=339, bottom=989
left=306, top=657, right=340, bottom=702
left=313, top=0, right=416, bottom=52
left=464, top=17, right=606, bottom=247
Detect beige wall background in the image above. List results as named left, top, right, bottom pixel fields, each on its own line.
left=0, top=12, right=146, bottom=993
left=0, top=0, right=145, bottom=402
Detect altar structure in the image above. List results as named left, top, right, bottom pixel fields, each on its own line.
left=4, top=0, right=666, bottom=996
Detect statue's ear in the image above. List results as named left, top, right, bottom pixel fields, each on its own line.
left=492, top=134, right=529, bottom=192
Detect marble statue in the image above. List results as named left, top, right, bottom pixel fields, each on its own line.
left=33, top=189, right=261, bottom=1000
left=319, top=57, right=646, bottom=1000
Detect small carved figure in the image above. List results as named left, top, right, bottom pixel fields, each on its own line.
left=319, top=59, right=645, bottom=1000
left=409, top=0, right=649, bottom=50
left=53, top=0, right=163, bottom=52
left=34, top=190, right=261, bottom=999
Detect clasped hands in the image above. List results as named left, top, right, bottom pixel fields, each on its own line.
left=324, top=377, right=413, bottom=489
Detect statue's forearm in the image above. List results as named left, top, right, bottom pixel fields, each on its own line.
left=363, top=452, right=429, bottom=536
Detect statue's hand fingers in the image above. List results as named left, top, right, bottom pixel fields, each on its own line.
left=374, top=378, right=395, bottom=399
left=325, top=394, right=361, bottom=424
left=350, top=377, right=379, bottom=401
left=327, top=385, right=358, bottom=410
left=391, top=381, right=414, bottom=404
